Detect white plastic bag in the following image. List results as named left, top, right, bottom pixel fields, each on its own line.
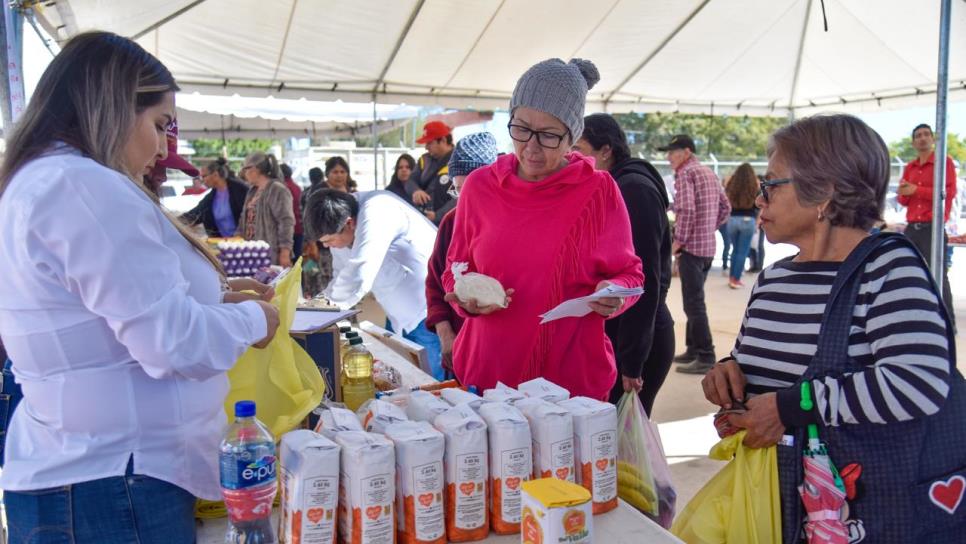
left=451, top=262, right=507, bottom=308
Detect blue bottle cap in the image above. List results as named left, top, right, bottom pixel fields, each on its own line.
left=235, top=400, right=256, bottom=417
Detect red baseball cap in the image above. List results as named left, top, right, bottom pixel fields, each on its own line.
left=156, top=120, right=199, bottom=177
left=416, top=121, right=452, bottom=144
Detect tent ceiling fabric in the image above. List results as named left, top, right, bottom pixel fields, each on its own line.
left=34, top=0, right=966, bottom=115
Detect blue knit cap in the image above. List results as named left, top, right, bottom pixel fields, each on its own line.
left=448, top=132, right=498, bottom=178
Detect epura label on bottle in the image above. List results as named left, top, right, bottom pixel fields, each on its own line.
left=221, top=447, right=277, bottom=490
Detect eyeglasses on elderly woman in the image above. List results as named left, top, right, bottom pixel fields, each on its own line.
left=757, top=175, right=792, bottom=204
left=507, top=123, right=569, bottom=149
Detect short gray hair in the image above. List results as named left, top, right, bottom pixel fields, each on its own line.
left=768, top=114, right=889, bottom=231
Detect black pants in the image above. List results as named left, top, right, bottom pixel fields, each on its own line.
left=904, top=222, right=956, bottom=330
left=678, top=252, right=715, bottom=358
left=608, top=310, right=675, bottom=416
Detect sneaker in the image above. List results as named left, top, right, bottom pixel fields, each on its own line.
left=675, top=358, right=715, bottom=375
left=728, top=278, right=744, bottom=289
left=672, top=350, right=697, bottom=364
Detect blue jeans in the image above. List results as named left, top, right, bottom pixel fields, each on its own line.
left=1, top=358, right=23, bottom=468
left=386, top=318, right=444, bottom=380
left=726, top=215, right=756, bottom=281
left=718, top=224, right=730, bottom=266
left=5, top=458, right=197, bottom=544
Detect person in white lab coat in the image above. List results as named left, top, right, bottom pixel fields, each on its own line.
left=304, top=188, right=444, bottom=378
left=0, top=31, right=279, bottom=543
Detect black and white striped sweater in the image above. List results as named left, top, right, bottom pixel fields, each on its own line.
left=732, top=240, right=952, bottom=427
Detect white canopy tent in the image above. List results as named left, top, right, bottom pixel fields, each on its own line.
left=28, top=0, right=966, bottom=117
left=174, top=94, right=421, bottom=139
left=13, top=0, right=966, bottom=287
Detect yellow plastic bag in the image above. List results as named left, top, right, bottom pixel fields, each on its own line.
left=223, top=259, right=325, bottom=438
left=671, top=431, right=781, bottom=544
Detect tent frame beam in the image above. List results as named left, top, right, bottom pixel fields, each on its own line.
left=787, top=0, right=813, bottom=120
left=441, top=0, right=506, bottom=91
left=373, top=0, right=425, bottom=94
left=131, top=0, right=209, bottom=40
left=603, top=0, right=711, bottom=107
left=269, top=0, right=299, bottom=88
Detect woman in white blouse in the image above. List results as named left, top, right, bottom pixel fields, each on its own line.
left=0, top=32, right=279, bottom=543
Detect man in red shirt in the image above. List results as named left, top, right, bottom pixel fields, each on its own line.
left=898, top=123, right=957, bottom=329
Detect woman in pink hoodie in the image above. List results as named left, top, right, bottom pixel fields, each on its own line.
left=443, top=58, right=643, bottom=400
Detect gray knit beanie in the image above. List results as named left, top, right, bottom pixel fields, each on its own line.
left=509, top=58, right=600, bottom=142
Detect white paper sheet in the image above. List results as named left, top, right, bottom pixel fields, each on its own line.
left=538, top=285, right=644, bottom=324
left=290, top=309, right=358, bottom=333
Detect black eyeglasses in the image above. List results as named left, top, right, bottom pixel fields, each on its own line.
left=507, top=123, right=569, bottom=149
left=757, top=175, right=792, bottom=204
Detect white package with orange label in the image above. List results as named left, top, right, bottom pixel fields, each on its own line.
left=440, top=388, right=484, bottom=412
left=279, top=430, right=341, bottom=544
left=405, top=390, right=451, bottom=423
left=520, top=478, right=593, bottom=544
left=358, top=399, right=409, bottom=434
left=432, top=404, right=490, bottom=542
left=515, top=398, right=575, bottom=483
left=557, top=396, right=618, bottom=514
left=482, top=382, right=526, bottom=404
left=333, top=431, right=396, bottom=544
left=384, top=421, right=446, bottom=544
left=518, top=377, right=570, bottom=403
left=477, top=402, right=532, bottom=535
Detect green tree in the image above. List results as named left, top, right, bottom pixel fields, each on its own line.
left=888, top=133, right=966, bottom=163
left=189, top=138, right=281, bottom=168
left=613, top=112, right=787, bottom=161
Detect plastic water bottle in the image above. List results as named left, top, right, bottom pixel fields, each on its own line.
left=220, top=400, right=277, bottom=543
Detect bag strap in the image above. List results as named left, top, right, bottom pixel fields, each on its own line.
left=810, top=232, right=956, bottom=376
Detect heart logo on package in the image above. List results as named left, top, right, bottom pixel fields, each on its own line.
left=595, top=459, right=609, bottom=472
left=555, top=467, right=570, bottom=480
left=306, top=508, right=325, bottom=524
left=366, top=506, right=382, bottom=520
left=505, top=477, right=521, bottom=490
left=929, top=475, right=965, bottom=514
left=418, top=493, right=434, bottom=507
left=460, top=482, right=476, bottom=496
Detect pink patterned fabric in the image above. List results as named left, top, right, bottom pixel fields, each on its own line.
left=672, top=156, right=730, bottom=258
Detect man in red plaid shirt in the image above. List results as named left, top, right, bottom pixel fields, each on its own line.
left=658, top=135, right=731, bottom=374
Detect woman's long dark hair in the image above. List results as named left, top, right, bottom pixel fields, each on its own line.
left=725, top=163, right=759, bottom=210
left=0, top=31, right=223, bottom=273
left=388, top=153, right=416, bottom=190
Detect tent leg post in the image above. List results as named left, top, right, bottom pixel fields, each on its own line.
left=931, top=0, right=951, bottom=288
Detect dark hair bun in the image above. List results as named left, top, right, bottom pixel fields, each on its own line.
left=570, top=58, right=600, bottom=90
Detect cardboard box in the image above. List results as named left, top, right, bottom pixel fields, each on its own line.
left=520, top=478, right=593, bottom=544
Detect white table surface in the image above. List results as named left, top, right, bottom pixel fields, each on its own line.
left=198, top=330, right=682, bottom=543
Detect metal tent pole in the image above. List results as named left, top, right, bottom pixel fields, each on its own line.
left=372, top=95, right=379, bottom=188
left=0, top=1, right=25, bottom=132
left=931, top=0, right=951, bottom=286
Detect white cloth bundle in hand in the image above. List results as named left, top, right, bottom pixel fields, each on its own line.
left=452, top=262, right=507, bottom=308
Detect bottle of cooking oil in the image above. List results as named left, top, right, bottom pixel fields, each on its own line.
left=340, top=331, right=360, bottom=361
left=341, top=337, right=375, bottom=411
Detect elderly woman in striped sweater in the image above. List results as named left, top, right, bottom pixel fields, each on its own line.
left=701, top=114, right=964, bottom=543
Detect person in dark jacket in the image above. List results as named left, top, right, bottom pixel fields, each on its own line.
left=181, top=157, right=248, bottom=238
left=576, top=113, right=675, bottom=415
left=407, top=121, right=455, bottom=225
left=387, top=154, right=416, bottom=203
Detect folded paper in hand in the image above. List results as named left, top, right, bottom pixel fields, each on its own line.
left=539, top=285, right=644, bottom=324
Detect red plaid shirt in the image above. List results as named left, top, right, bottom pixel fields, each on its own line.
left=672, top=156, right=730, bottom=258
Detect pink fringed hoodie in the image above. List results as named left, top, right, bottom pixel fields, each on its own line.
left=443, top=152, right=643, bottom=400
